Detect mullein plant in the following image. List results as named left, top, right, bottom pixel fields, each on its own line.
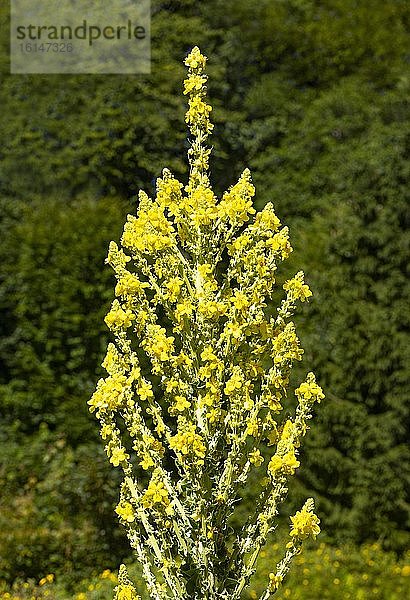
left=89, top=47, right=324, bottom=600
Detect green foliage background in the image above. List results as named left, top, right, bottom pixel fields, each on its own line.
left=0, top=0, right=409, bottom=588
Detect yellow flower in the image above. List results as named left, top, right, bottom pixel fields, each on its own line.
left=88, top=373, right=128, bottom=412
left=174, top=299, right=194, bottom=322
left=115, top=501, right=135, bottom=523
left=281, top=420, right=298, bottom=443
left=283, top=271, right=312, bottom=302
left=115, top=272, right=149, bottom=298
left=121, top=202, right=175, bottom=254
left=100, top=569, right=114, bottom=579
left=246, top=418, right=260, bottom=437
left=184, top=46, right=207, bottom=69
left=169, top=418, right=206, bottom=463
left=172, top=351, right=193, bottom=368
left=231, top=290, right=250, bottom=311
left=164, top=277, right=183, bottom=302
left=224, top=368, right=243, bottom=395
left=253, top=203, right=281, bottom=233
left=102, top=343, right=128, bottom=376
left=201, top=390, right=219, bottom=407
left=266, top=392, right=282, bottom=413
left=198, top=299, right=227, bottom=318
left=201, top=346, right=218, bottom=362
left=289, top=499, right=321, bottom=541
left=142, top=325, right=175, bottom=361
left=206, top=408, right=220, bottom=423
left=197, top=263, right=213, bottom=278
left=268, top=448, right=300, bottom=477
left=114, top=565, right=140, bottom=600
left=116, top=585, right=139, bottom=600
left=186, top=96, right=212, bottom=128
left=170, top=395, right=191, bottom=412
left=105, top=300, right=135, bottom=330
left=227, top=233, right=251, bottom=254
left=183, top=73, right=207, bottom=95
left=199, top=363, right=215, bottom=379
left=218, top=169, right=256, bottom=225
left=165, top=378, right=178, bottom=393
left=283, top=450, right=300, bottom=473
left=137, top=380, right=154, bottom=401
left=224, top=322, right=243, bottom=340
left=142, top=478, right=170, bottom=508
left=39, top=574, right=54, bottom=587
left=265, top=228, right=293, bottom=258
left=139, top=454, right=155, bottom=470
left=272, top=322, right=304, bottom=365
left=295, top=374, right=325, bottom=403
left=156, top=171, right=183, bottom=213
left=109, top=447, right=129, bottom=467
left=249, top=449, right=264, bottom=466
left=268, top=573, right=283, bottom=591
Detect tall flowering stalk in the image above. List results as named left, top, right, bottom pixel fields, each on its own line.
left=89, top=47, right=324, bottom=600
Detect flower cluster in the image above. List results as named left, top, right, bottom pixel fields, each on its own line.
left=289, top=498, right=321, bottom=542
left=113, top=565, right=140, bottom=600
left=90, top=46, right=324, bottom=600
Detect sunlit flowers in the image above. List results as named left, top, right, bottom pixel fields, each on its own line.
left=289, top=499, right=321, bottom=542
left=89, top=46, right=324, bottom=600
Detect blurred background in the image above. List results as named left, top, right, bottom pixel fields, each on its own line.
left=0, top=1, right=409, bottom=598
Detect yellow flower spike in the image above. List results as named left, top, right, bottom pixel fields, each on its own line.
left=90, top=45, right=324, bottom=600
left=114, top=565, right=141, bottom=600
left=283, top=271, right=313, bottom=303
left=106, top=241, right=131, bottom=268
left=295, top=373, right=325, bottom=404
left=289, top=499, right=321, bottom=541
left=218, top=169, right=256, bottom=226
left=184, top=46, right=207, bottom=69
